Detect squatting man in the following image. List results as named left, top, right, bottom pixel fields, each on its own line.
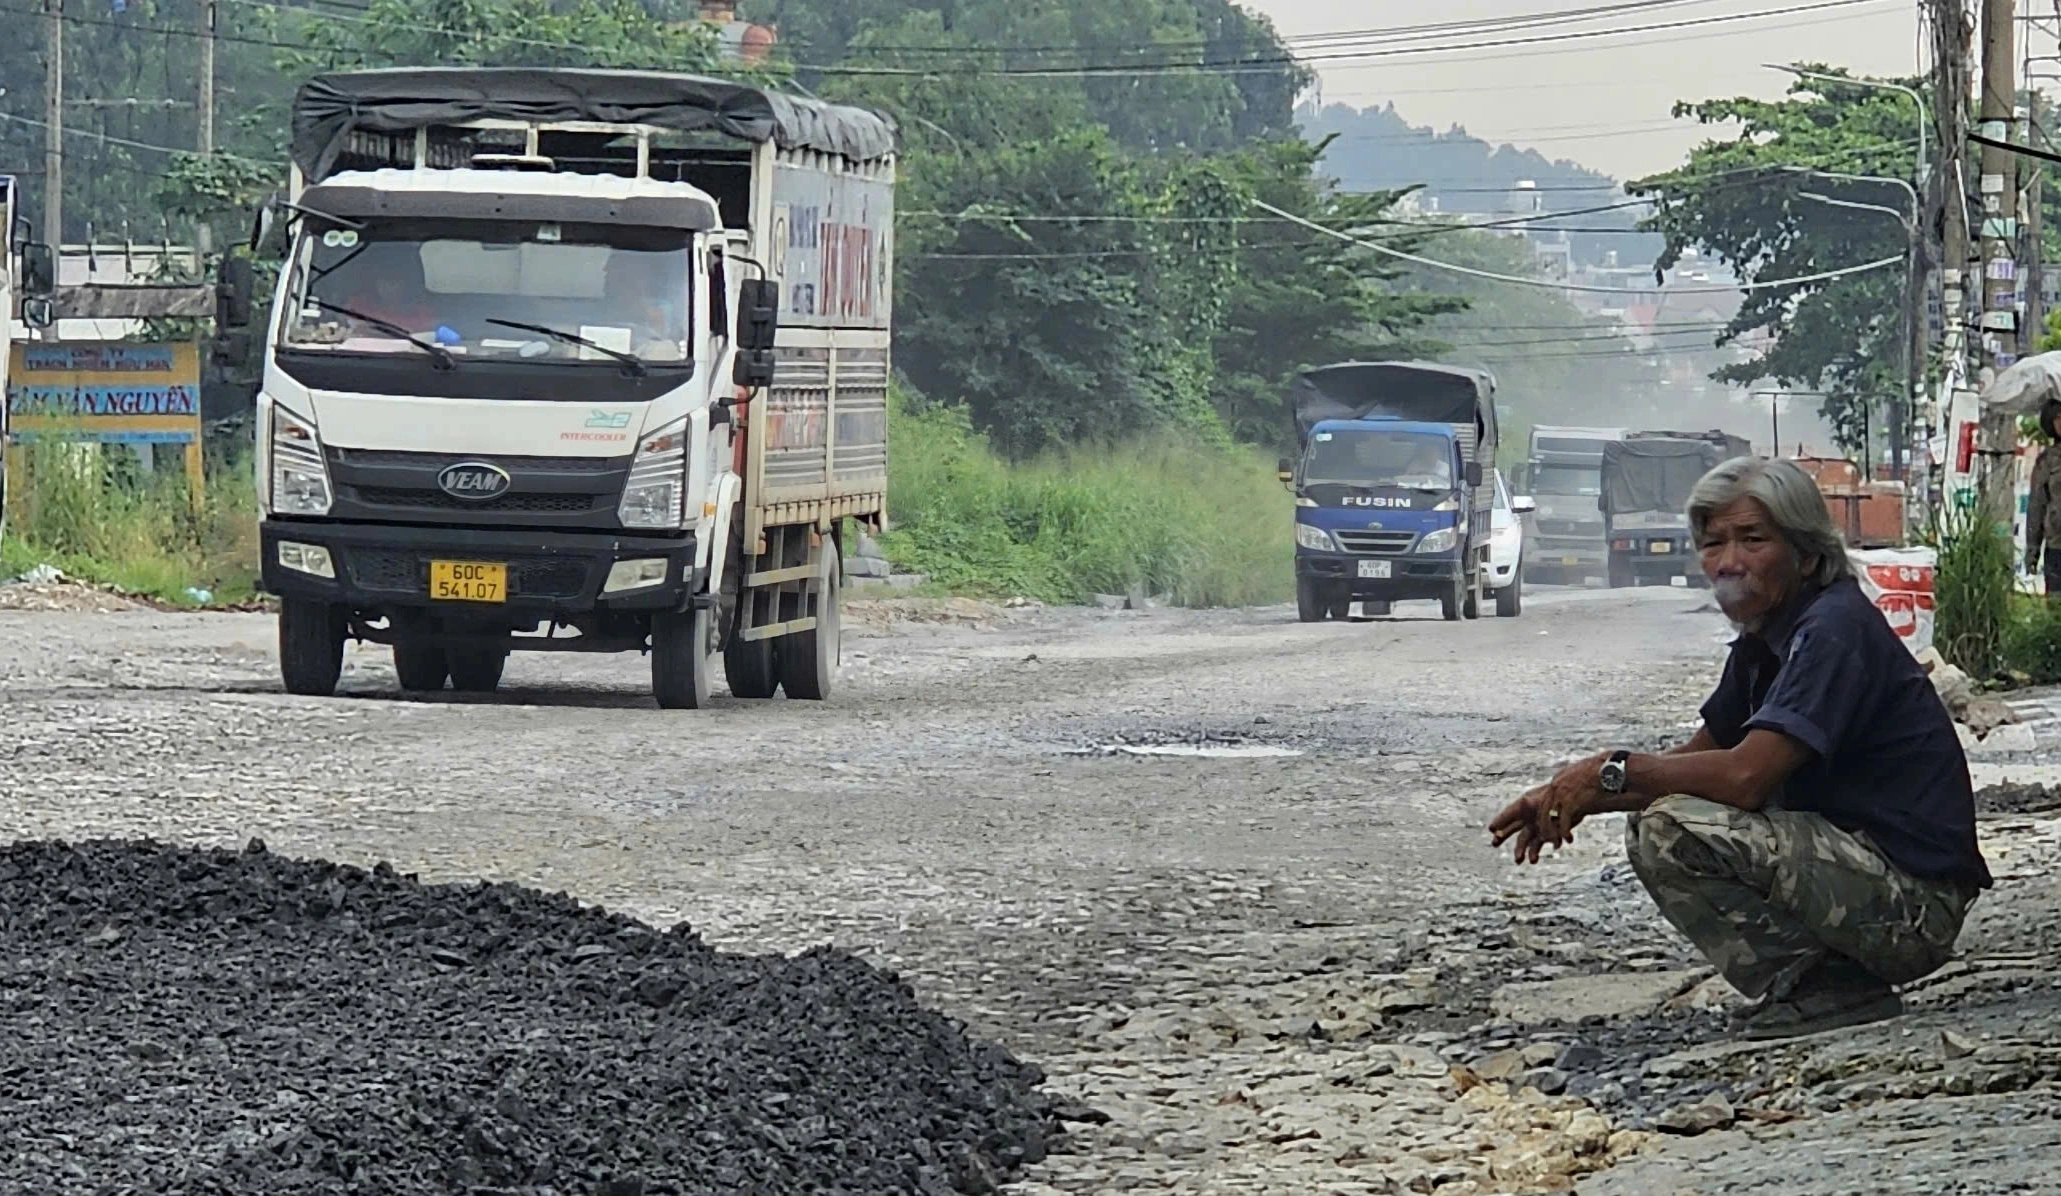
left=1490, top=457, right=1992, bottom=1040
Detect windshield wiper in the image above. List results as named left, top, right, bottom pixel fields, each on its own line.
left=485, top=318, right=647, bottom=377
left=305, top=297, right=456, bottom=370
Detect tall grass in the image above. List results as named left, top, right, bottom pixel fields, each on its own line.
left=1932, top=500, right=2014, bottom=679
left=882, top=398, right=1294, bottom=608
left=2, top=440, right=260, bottom=604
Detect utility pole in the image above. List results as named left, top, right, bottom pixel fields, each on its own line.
left=196, top=0, right=215, bottom=257
left=1925, top=0, right=1974, bottom=522
left=2025, top=166, right=2044, bottom=357
left=1976, top=0, right=2020, bottom=520
left=42, top=0, right=61, bottom=250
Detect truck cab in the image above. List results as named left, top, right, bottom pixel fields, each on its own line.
left=1525, top=425, right=1623, bottom=585
left=1599, top=430, right=1751, bottom=588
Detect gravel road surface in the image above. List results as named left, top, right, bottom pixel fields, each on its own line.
left=5, top=582, right=2057, bottom=1193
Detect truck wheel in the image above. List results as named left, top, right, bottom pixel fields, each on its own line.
left=1607, top=556, right=1633, bottom=588
left=447, top=648, right=507, bottom=693
left=1496, top=568, right=1524, bottom=618
left=1441, top=576, right=1464, bottom=622
left=392, top=640, right=449, bottom=691
left=724, top=636, right=779, bottom=699
left=1325, top=587, right=1352, bottom=621
left=778, top=552, right=841, bottom=701
left=1296, top=578, right=1324, bottom=623
left=279, top=600, right=345, bottom=697
left=651, top=605, right=715, bottom=710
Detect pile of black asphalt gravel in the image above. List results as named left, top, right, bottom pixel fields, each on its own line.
left=0, top=839, right=1066, bottom=1195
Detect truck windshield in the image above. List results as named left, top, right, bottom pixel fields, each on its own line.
left=1531, top=465, right=1602, bottom=496
left=1304, top=429, right=1452, bottom=490
left=278, top=219, right=694, bottom=366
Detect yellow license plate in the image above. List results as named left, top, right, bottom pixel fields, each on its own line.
left=1648, top=540, right=1674, bottom=554
left=430, top=560, right=507, bottom=603
left=1561, top=555, right=1580, bottom=566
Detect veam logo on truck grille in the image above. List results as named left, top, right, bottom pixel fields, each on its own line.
left=436, top=461, right=512, bottom=501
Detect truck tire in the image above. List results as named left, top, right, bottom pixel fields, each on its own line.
left=447, top=648, right=507, bottom=693
left=392, top=640, right=449, bottom=692
left=1325, top=587, right=1352, bottom=621
left=724, top=636, right=779, bottom=699
left=1607, top=555, right=1633, bottom=589
left=1441, top=576, right=1464, bottom=621
left=1496, top=568, right=1523, bottom=618
left=279, top=600, right=345, bottom=697
left=1296, top=578, right=1324, bottom=623
left=778, top=552, right=841, bottom=701
left=651, top=605, right=715, bottom=709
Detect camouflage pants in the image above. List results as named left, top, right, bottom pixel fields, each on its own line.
left=1624, top=796, right=1976, bottom=1000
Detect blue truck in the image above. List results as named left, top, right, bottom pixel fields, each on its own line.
left=1281, top=362, right=1501, bottom=622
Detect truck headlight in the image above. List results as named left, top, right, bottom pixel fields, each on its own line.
left=1295, top=523, right=1336, bottom=551
left=269, top=404, right=332, bottom=516
left=1416, top=527, right=1460, bottom=554
left=619, top=419, right=687, bottom=529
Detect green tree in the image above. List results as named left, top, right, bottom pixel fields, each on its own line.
left=1628, top=68, right=1922, bottom=454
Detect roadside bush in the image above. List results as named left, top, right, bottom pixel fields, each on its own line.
left=882, top=394, right=1293, bottom=608
left=2, top=441, right=259, bottom=604
left=1931, top=501, right=2014, bottom=680
left=2003, top=594, right=2061, bottom=684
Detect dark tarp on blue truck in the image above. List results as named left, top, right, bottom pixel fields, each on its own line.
left=290, top=67, right=900, bottom=183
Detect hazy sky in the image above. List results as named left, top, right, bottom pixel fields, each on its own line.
left=1242, top=0, right=1925, bottom=181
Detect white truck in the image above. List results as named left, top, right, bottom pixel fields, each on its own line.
left=1, top=173, right=59, bottom=518
left=221, top=68, right=896, bottom=708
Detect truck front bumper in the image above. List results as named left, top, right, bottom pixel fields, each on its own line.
left=1297, top=551, right=1463, bottom=599
left=1532, top=538, right=1607, bottom=572
left=260, top=518, right=704, bottom=619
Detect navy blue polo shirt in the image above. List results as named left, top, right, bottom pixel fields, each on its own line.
left=1700, top=577, right=1992, bottom=889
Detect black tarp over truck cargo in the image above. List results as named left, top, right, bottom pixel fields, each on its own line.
left=1599, top=435, right=1747, bottom=517
left=290, top=67, right=899, bottom=182
left=1290, top=361, right=1500, bottom=548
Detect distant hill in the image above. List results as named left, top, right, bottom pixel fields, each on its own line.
left=1299, top=102, right=1665, bottom=269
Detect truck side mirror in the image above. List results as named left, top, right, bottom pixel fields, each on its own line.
left=20, top=296, right=52, bottom=330
left=733, top=348, right=775, bottom=390
left=736, top=278, right=779, bottom=352
left=1465, top=462, right=1483, bottom=488
left=19, top=240, right=54, bottom=298
left=1276, top=456, right=1294, bottom=484
left=250, top=195, right=288, bottom=258
left=216, top=255, right=254, bottom=329
left=211, top=329, right=252, bottom=369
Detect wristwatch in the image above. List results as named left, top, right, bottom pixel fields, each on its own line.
left=1599, top=750, right=1632, bottom=794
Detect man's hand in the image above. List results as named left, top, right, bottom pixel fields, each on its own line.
left=1489, top=751, right=1608, bottom=864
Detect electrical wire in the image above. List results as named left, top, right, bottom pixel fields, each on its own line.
left=1253, top=199, right=1904, bottom=294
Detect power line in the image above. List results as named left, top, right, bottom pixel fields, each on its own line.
left=807, top=0, right=1896, bottom=78
left=1254, top=198, right=1904, bottom=294
left=817, top=0, right=1730, bottom=59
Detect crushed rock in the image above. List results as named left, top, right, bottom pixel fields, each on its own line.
left=0, top=838, right=1065, bottom=1194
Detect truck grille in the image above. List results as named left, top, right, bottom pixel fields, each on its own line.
left=349, top=486, right=604, bottom=515
left=1332, top=529, right=1417, bottom=555
left=348, top=550, right=590, bottom=599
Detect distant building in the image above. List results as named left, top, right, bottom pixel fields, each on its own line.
left=684, top=2, right=777, bottom=65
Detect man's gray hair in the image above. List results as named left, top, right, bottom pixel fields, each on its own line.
left=1686, top=456, right=1854, bottom=586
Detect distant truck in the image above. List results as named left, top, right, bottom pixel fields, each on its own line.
left=1599, top=430, right=1751, bottom=587
left=228, top=68, right=897, bottom=708
left=1524, top=424, right=1624, bottom=584
left=1283, top=362, right=1508, bottom=622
